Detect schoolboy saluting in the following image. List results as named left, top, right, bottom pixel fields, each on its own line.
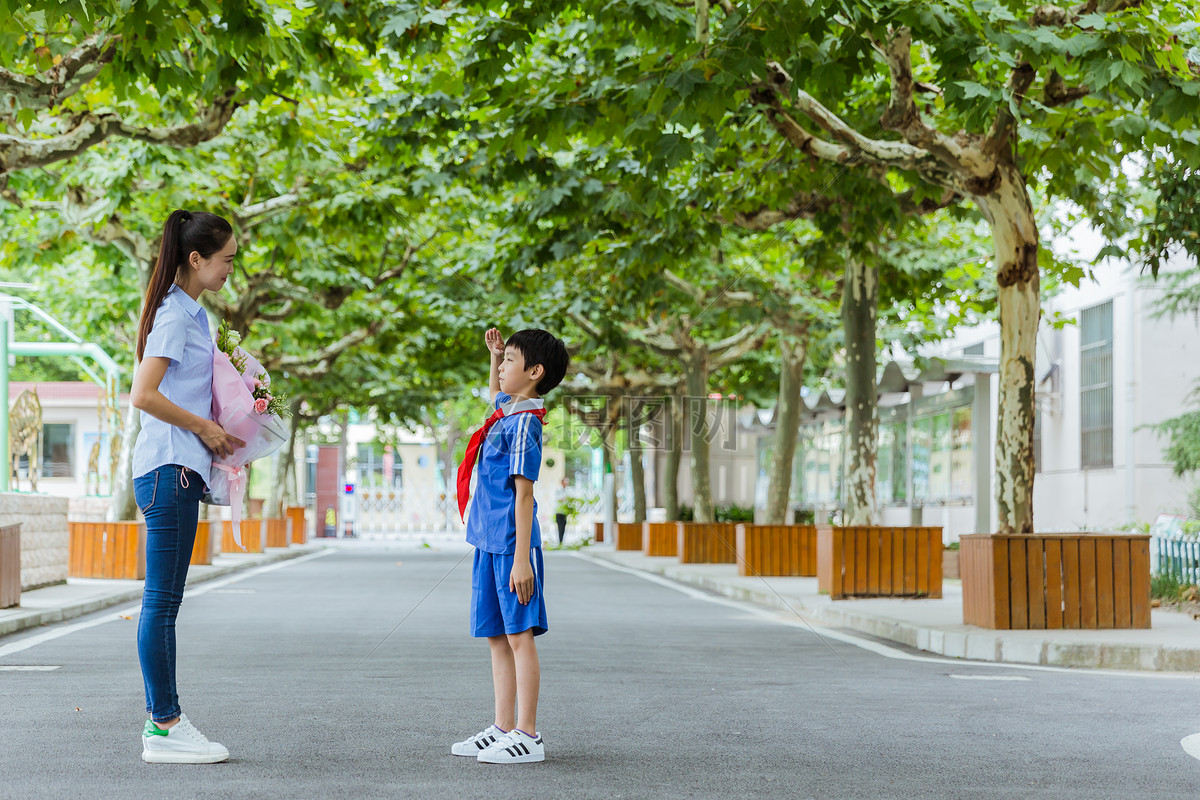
left=453, top=327, right=569, bottom=764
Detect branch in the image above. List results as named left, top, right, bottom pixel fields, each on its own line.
left=663, top=268, right=757, bottom=306
left=709, top=323, right=769, bottom=367
left=982, top=62, right=1036, bottom=163
left=875, top=27, right=995, bottom=179
left=275, top=320, right=384, bottom=377
left=236, top=191, right=304, bottom=229
left=0, top=33, right=117, bottom=113
left=1042, top=69, right=1090, bottom=107
left=722, top=190, right=834, bottom=230
left=0, top=90, right=237, bottom=175
left=753, top=61, right=963, bottom=192
left=627, top=322, right=685, bottom=358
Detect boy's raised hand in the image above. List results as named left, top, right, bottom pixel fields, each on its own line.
left=485, top=327, right=505, bottom=357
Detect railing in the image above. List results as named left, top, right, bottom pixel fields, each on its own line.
left=1153, top=532, right=1200, bottom=585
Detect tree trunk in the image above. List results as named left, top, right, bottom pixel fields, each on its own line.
left=842, top=255, right=880, bottom=526
left=977, top=164, right=1040, bottom=534
left=107, top=263, right=152, bottom=522
left=442, top=414, right=461, bottom=531
left=267, top=400, right=301, bottom=518
left=664, top=392, right=682, bottom=521
left=601, top=429, right=618, bottom=519
left=684, top=355, right=715, bottom=523
left=630, top=445, right=647, bottom=523
left=765, top=337, right=807, bottom=524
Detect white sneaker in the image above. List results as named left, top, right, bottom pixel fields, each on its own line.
left=478, top=729, right=544, bottom=764
left=141, top=714, right=230, bottom=764
left=451, top=724, right=508, bottom=757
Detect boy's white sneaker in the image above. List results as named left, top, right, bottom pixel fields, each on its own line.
left=141, top=714, right=229, bottom=764
left=451, top=724, right=507, bottom=757
left=478, top=729, right=544, bottom=764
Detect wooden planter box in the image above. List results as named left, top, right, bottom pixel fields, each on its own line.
left=222, top=519, right=264, bottom=554
left=614, top=522, right=643, bottom=551
left=944, top=548, right=960, bottom=580
left=0, top=523, right=20, bottom=608
left=265, top=517, right=288, bottom=548
left=642, top=522, right=678, bottom=557
left=817, top=526, right=943, bottom=599
left=961, top=533, right=1151, bottom=630
left=68, top=521, right=146, bottom=580
left=286, top=506, right=307, bottom=545
left=678, top=522, right=738, bottom=565
left=735, top=524, right=818, bottom=576
left=190, top=520, right=216, bottom=566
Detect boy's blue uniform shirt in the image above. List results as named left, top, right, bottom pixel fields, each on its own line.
left=464, top=391, right=545, bottom=555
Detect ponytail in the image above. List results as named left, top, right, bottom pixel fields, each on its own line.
left=136, top=209, right=233, bottom=361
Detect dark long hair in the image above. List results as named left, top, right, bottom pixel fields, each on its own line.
left=136, top=210, right=233, bottom=361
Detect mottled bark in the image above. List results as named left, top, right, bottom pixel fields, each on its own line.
left=630, top=447, right=647, bottom=523
left=684, top=357, right=714, bottom=523
left=978, top=165, right=1040, bottom=534
left=765, top=338, right=807, bottom=523
left=842, top=256, right=879, bottom=526
left=664, top=393, right=683, bottom=521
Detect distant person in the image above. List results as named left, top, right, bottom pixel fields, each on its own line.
left=553, top=477, right=570, bottom=545
left=130, top=210, right=244, bottom=764
left=453, top=327, right=569, bottom=764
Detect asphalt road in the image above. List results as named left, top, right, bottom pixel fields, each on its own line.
left=1, top=544, right=1198, bottom=800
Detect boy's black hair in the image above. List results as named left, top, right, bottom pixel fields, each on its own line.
left=506, top=329, right=570, bottom=396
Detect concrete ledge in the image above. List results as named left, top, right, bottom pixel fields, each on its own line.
left=0, top=545, right=323, bottom=639
left=582, top=548, right=1200, bottom=673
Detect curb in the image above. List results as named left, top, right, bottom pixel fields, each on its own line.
left=0, top=545, right=325, bottom=639
left=580, top=550, right=1200, bottom=673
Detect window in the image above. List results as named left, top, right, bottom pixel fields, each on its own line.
left=1080, top=301, right=1114, bottom=468
left=42, top=423, right=74, bottom=478
left=950, top=407, right=972, bottom=497
left=357, top=443, right=386, bottom=488
left=963, top=342, right=985, bottom=357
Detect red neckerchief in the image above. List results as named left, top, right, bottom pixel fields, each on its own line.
left=456, top=405, right=547, bottom=522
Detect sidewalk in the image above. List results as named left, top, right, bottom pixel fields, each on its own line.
left=583, top=548, right=1200, bottom=673
left=0, top=543, right=326, bottom=638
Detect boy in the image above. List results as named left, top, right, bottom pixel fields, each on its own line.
left=453, top=327, right=569, bottom=764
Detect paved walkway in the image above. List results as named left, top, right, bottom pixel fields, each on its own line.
left=2, top=546, right=1198, bottom=799
left=0, top=544, right=323, bottom=638
left=583, top=549, right=1200, bottom=672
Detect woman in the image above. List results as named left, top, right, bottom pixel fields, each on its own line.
left=130, top=209, right=244, bottom=764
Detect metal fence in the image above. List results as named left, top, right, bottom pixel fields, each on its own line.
left=1152, top=533, right=1200, bottom=585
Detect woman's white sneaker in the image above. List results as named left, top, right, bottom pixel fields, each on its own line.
left=451, top=724, right=508, bottom=757
left=141, top=714, right=230, bottom=764
left=477, top=729, right=544, bottom=764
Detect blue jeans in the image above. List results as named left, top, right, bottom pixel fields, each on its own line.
left=134, top=464, right=204, bottom=722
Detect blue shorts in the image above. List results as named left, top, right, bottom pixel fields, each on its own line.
left=470, top=547, right=548, bottom=638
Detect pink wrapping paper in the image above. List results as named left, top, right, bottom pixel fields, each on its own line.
left=207, top=346, right=288, bottom=549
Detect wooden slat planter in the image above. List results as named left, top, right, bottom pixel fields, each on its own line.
left=678, top=522, right=739, bottom=565
left=735, top=524, right=817, bottom=576
left=286, top=506, right=307, bottom=545
left=0, top=523, right=20, bottom=609
left=614, top=523, right=643, bottom=551
left=190, top=520, right=216, bottom=566
left=68, top=521, right=146, bottom=580
left=265, top=517, right=288, bottom=548
left=222, top=519, right=264, bottom=554
left=817, top=526, right=943, bottom=599
left=642, top=522, right=678, bottom=557
left=961, top=533, right=1151, bottom=630
left=592, top=521, right=605, bottom=543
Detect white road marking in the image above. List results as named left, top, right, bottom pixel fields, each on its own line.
left=0, top=549, right=333, bottom=659
left=574, top=553, right=1200, bottom=680
left=949, top=674, right=1030, bottom=681
left=0, top=665, right=60, bottom=671
left=1182, top=734, right=1200, bottom=762
left=210, top=589, right=256, bottom=594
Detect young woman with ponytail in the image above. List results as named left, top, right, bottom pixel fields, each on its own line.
left=129, top=209, right=244, bottom=764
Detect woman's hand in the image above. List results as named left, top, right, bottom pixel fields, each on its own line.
left=198, top=420, right=246, bottom=459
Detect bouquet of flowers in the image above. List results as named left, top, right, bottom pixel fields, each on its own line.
left=206, top=321, right=290, bottom=549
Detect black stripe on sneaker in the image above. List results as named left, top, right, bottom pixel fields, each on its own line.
left=505, top=746, right=518, bottom=757
left=518, top=743, right=530, bottom=755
